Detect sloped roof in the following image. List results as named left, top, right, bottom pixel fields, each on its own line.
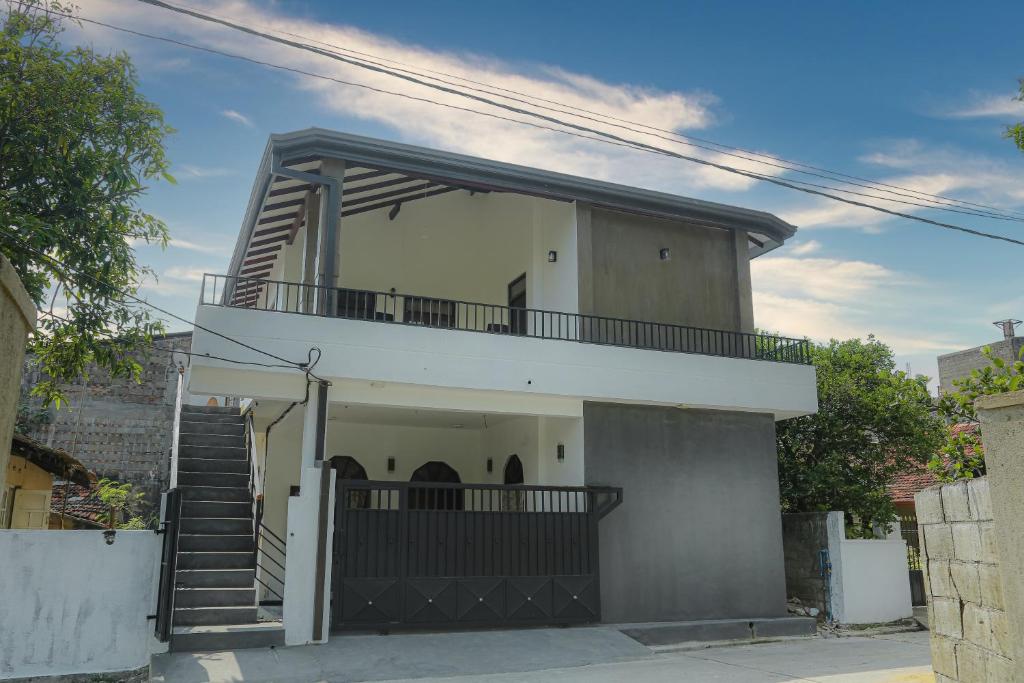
left=50, top=481, right=107, bottom=528
left=11, top=433, right=94, bottom=486
left=888, top=423, right=978, bottom=504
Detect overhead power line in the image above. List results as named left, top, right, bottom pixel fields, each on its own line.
left=71, top=4, right=1024, bottom=246
left=135, top=0, right=1024, bottom=222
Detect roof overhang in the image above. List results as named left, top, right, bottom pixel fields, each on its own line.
left=227, top=128, right=798, bottom=282
left=11, top=433, right=94, bottom=486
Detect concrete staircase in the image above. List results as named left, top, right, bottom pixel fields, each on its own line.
left=170, top=404, right=284, bottom=652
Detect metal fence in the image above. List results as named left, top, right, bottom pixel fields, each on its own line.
left=201, top=273, right=812, bottom=365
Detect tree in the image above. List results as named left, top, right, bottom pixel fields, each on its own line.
left=1008, top=78, right=1024, bottom=151
left=776, top=336, right=945, bottom=536
left=95, top=477, right=148, bottom=529
left=1, top=1, right=173, bottom=406
left=930, top=345, right=1024, bottom=481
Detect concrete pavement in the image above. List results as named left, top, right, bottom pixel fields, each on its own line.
left=152, top=627, right=933, bottom=683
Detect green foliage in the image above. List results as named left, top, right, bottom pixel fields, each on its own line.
left=776, top=336, right=945, bottom=535
left=1, top=1, right=174, bottom=406
left=95, top=477, right=148, bottom=529
left=1008, top=78, right=1024, bottom=151
left=14, top=396, right=50, bottom=435
left=931, top=346, right=1024, bottom=481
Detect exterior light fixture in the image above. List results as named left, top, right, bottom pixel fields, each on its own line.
left=387, top=457, right=396, bottom=472
left=547, top=250, right=558, bottom=262
left=659, top=248, right=671, bottom=261
left=557, top=443, right=565, bottom=461
left=103, top=529, right=116, bottom=545
left=487, top=458, right=493, bottom=473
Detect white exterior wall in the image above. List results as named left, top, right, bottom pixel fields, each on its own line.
left=837, top=539, right=913, bottom=624
left=0, top=530, right=162, bottom=679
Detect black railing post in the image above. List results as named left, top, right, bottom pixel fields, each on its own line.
left=154, top=488, right=181, bottom=641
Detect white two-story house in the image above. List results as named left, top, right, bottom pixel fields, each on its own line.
left=161, top=129, right=818, bottom=652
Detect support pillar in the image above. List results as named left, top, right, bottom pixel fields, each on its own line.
left=283, top=381, right=335, bottom=646
left=976, top=389, right=1024, bottom=681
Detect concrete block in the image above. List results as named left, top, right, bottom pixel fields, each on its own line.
left=950, top=562, right=981, bottom=604
left=990, top=608, right=1012, bottom=659
left=952, top=523, right=983, bottom=562
left=966, top=478, right=993, bottom=521
left=925, top=524, right=955, bottom=560
left=621, top=619, right=752, bottom=645
left=932, top=597, right=963, bottom=639
left=978, top=522, right=1000, bottom=564
left=750, top=617, right=817, bottom=639
left=916, top=486, right=945, bottom=524
left=979, top=563, right=1004, bottom=610
left=942, top=481, right=972, bottom=522
left=988, top=652, right=1015, bottom=682
left=934, top=675, right=957, bottom=683
left=962, top=603, right=994, bottom=652
left=956, top=641, right=988, bottom=682
left=929, top=560, right=955, bottom=598
left=930, top=634, right=958, bottom=678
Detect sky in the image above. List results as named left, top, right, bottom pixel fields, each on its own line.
left=62, top=0, right=1024, bottom=387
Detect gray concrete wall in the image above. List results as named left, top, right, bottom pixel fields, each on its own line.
left=937, top=337, right=1024, bottom=395
left=576, top=205, right=748, bottom=332
left=584, top=402, right=787, bottom=623
left=0, top=254, right=36, bottom=497
left=781, top=512, right=830, bottom=617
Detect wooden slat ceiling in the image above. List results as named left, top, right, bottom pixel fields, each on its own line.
left=232, top=157, right=471, bottom=305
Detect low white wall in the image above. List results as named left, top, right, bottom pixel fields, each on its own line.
left=0, top=530, right=163, bottom=680
left=838, top=539, right=913, bottom=624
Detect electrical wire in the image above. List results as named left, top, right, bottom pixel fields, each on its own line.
left=71, top=6, right=1024, bottom=246
left=134, top=0, right=1024, bottom=221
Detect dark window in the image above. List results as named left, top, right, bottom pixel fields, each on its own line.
left=331, top=455, right=369, bottom=509
left=404, top=297, right=456, bottom=327
left=508, top=273, right=526, bottom=335
left=409, top=460, right=463, bottom=510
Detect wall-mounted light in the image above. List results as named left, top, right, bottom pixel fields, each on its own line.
left=388, top=202, right=402, bottom=220
left=557, top=443, right=565, bottom=461
left=387, top=457, right=396, bottom=472
left=659, top=248, right=671, bottom=261
left=486, top=458, right=493, bottom=473
left=547, top=250, right=558, bottom=263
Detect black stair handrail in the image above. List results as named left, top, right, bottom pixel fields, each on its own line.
left=154, top=488, right=182, bottom=641
left=244, top=404, right=287, bottom=606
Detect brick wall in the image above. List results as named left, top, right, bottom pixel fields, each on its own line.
left=916, top=478, right=1015, bottom=681
left=20, top=332, right=192, bottom=519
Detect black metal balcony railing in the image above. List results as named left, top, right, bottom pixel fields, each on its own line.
left=201, top=273, right=812, bottom=365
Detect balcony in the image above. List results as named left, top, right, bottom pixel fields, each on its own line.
left=200, top=274, right=812, bottom=365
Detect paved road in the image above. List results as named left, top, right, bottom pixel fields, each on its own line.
left=153, top=628, right=933, bottom=683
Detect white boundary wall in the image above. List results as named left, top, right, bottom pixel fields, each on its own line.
left=0, top=530, right=163, bottom=679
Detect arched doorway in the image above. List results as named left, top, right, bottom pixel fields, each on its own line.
left=410, top=460, right=463, bottom=510
left=331, top=455, right=369, bottom=509
left=502, top=454, right=525, bottom=511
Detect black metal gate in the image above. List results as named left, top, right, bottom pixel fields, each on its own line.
left=331, top=480, right=621, bottom=630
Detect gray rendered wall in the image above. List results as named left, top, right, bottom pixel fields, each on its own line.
left=576, top=205, right=751, bottom=332
left=584, top=402, right=787, bottom=623
left=937, top=337, right=1024, bottom=395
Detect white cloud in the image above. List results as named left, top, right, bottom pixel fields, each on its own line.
left=945, top=92, right=1024, bottom=119
left=169, top=237, right=232, bottom=256
left=788, top=240, right=822, bottom=256
left=176, top=164, right=234, bottom=179
left=73, top=0, right=792, bottom=194
left=221, top=108, right=254, bottom=127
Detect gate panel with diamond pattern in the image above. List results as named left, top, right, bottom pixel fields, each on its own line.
left=331, top=481, right=621, bottom=630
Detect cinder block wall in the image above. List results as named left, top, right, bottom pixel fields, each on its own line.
left=916, top=478, right=1015, bottom=681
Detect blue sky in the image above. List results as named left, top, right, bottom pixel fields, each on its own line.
left=69, top=1, right=1024, bottom=386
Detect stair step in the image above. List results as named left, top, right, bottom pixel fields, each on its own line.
left=182, top=500, right=251, bottom=519
left=177, top=568, right=255, bottom=588
left=174, top=606, right=258, bottom=627
left=178, top=457, right=249, bottom=474
left=180, top=517, right=252, bottom=535
left=179, top=472, right=249, bottom=488
left=182, top=405, right=241, bottom=416
left=180, top=420, right=244, bottom=437
left=177, top=551, right=255, bottom=570
left=178, top=534, right=254, bottom=552
left=179, top=444, right=248, bottom=461
left=178, top=413, right=246, bottom=425
left=170, top=623, right=284, bottom=653
left=175, top=587, right=256, bottom=608
left=180, top=433, right=244, bottom=448
left=180, top=485, right=250, bottom=502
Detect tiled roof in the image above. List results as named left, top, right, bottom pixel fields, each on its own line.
left=888, top=423, right=978, bottom=503
left=50, top=481, right=107, bottom=527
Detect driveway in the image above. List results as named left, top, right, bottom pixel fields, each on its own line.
left=152, top=627, right=933, bottom=683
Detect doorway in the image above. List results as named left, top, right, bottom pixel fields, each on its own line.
left=508, top=273, right=526, bottom=335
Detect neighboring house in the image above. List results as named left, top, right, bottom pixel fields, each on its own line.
left=49, top=480, right=107, bottom=529
left=20, top=332, right=194, bottom=518
left=164, top=129, right=819, bottom=651
left=2, top=433, right=93, bottom=529
left=937, top=319, right=1022, bottom=395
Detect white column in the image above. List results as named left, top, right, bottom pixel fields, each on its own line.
left=283, top=382, right=333, bottom=646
